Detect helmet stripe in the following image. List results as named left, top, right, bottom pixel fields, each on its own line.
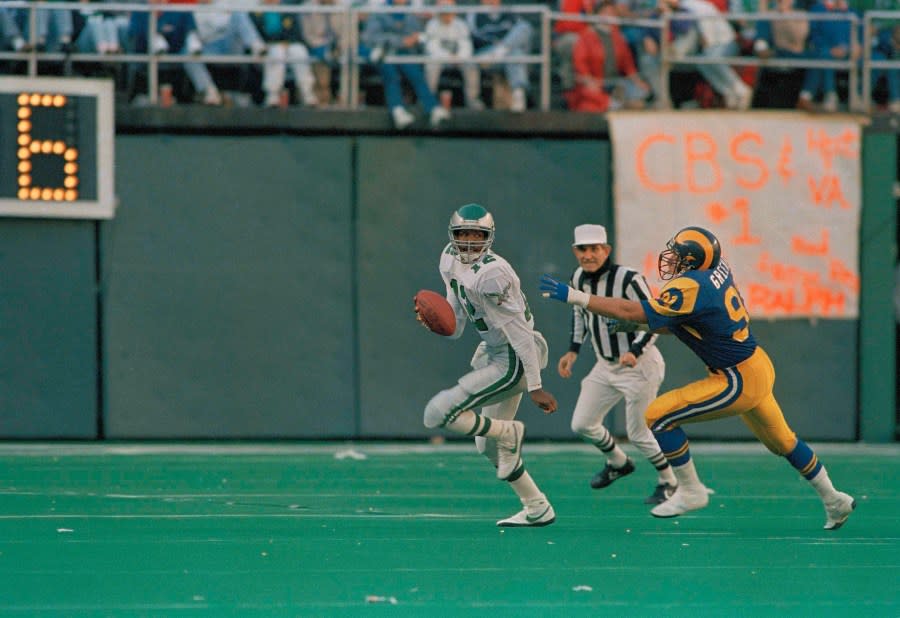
left=676, top=229, right=715, bottom=270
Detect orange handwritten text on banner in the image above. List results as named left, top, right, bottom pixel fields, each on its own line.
left=756, top=252, right=820, bottom=285
left=730, top=132, right=768, bottom=190
left=635, top=131, right=790, bottom=195
left=791, top=230, right=829, bottom=256
left=807, top=174, right=850, bottom=208
left=732, top=197, right=761, bottom=245
left=806, top=128, right=859, bottom=170
left=636, top=134, right=679, bottom=193
left=829, top=258, right=860, bottom=293
left=706, top=198, right=760, bottom=244
left=777, top=136, right=794, bottom=184
left=746, top=283, right=846, bottom=316
left=686, top=132, right=722, bottom=193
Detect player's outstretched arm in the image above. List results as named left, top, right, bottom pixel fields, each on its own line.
left=540, top=274, right=648, bottom=323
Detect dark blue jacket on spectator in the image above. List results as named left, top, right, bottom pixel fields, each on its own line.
left=806, top=0, right=856, bottom=54
left=129, top=10, right=197, bottom=53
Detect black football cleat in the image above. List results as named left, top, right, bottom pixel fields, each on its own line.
left=590, top=458, right=636, bottom=489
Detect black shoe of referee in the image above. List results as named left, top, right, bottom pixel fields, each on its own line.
left=590, top=458, right=636, bottom=489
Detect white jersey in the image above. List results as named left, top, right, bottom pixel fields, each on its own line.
left=439, top=243, right=544, bottom=391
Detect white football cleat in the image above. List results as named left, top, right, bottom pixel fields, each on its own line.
left=823, top=491, right=856, bottom=530
left=495, top=420, right=524, bottom=480
left=651, top=484, right=710, bottom=518
left=497, top=500, right=555, bottom=527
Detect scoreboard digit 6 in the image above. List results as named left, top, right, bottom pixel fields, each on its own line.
left=0, top=76, right=115, bottom=219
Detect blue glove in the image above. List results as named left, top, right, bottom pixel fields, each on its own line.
left=540, top=274, right=570, bottom=302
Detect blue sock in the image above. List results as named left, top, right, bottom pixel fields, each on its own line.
left=654, top=427, right=691, bottom=467
left=785, top=439, right=822, bottom=480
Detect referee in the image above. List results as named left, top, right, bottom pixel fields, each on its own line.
left=556, top=224, right=677, bottom=505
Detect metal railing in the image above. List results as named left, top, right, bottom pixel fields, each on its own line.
left=0, top=0, right=897, bottom=112
left=347, top=4, right=550, bottom=109
left=657, top=10, right=861, bottom=110
left=863, top=10, right=900, bottom=114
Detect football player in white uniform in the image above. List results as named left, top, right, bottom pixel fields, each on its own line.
left=418, top=203, right=559, bottom=527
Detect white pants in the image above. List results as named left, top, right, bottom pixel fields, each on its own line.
left=263, top=42, right=316, bottom=102
left=570, top=346, right=665, bottom=460
left=424, top=333, right=548, bottom=464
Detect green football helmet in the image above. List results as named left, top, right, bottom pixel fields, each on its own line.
left=448, top=203, right=495, bottom=264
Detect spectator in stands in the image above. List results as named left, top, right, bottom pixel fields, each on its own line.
left=565, top=0, right=650, bottom=111
left=424, top=0, right=482, bottom=109
left=751, top=0, right=809, bottom=108
left=251, top=0, right=319, bottom=107
left=870, top=21, right=900, bottom=112
left=612, top=0, right=659, bottom=38
left=0, top=7, right=27, bottom=52
left=14, top=0, right=74, bottom=53
left=623, top=1, right=692, bottom=107
left=662, top=0, right=753, bottom=109
left=75, top=0, right=130, bottom=55
left=128, top=3, right=198, bottom=56
left=753, top=0, right=809, bottom=62
left=362, top=0, right=450, bottom=129
left=300, top=0, right=349, bottom=105
left=796, top=0, right=856, bottom=112
left=188, top=0, right=269, bottom=105
left=128, top=1, right=213, bottom=104
left=467, top=0, right=535, bottom=112
left=554, top=0, right=596, bottom=95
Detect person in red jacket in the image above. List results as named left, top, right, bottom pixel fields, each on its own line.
left=565, top=1, right=650, bottom=112
left=553, top=0, right=596, bottom=93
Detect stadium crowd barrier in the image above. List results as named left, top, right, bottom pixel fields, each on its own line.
left=0, top=0, right=898, bottom=111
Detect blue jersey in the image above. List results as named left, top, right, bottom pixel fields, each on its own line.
left=640, top=260, right=757, bottom=369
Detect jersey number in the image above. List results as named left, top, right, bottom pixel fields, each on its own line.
left=724, top=285, right=750, bottom=342
left=450, top=279, right=488, bottom=331
left=450, top=277, right=533, bottom=332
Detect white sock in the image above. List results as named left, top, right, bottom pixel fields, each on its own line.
left=591, top=427, right=628, bottom=467
left=443, top=409, right=508, bottom=439
left=809, top=467, right=837, bottom=501
left=607, top=447, right=628, bottom=468
left=509, top=470, right=545, bottom=506
left=672, top=458, right=703, bottom=492
left=657, top=467, right=677, bottom=486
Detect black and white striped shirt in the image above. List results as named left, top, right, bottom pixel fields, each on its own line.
left=568, top=262, right=658, bottom=362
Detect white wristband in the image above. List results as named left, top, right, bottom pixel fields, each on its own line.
left=568, top=289, right=590, bottom=308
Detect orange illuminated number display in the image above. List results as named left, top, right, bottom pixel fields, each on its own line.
left=1, top=76, right=114, bottom=219
left=15, top=92, right=79, bottom=202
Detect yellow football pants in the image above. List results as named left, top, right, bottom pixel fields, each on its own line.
left=645, top=346, right=798, bottom=455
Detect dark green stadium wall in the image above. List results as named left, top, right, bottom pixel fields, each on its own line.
left=859, top=131, right=897, bottom=442
left=103, top=136, right=356, bottom=438
left=0, top=132, right=892, bottom=440
left=0, top=219, right=97, bottom=438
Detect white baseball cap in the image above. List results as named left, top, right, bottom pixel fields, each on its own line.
left=572, top=224, right=608, bottom=247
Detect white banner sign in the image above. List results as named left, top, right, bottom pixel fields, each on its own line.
left=608, top=111, right=861, bottom=319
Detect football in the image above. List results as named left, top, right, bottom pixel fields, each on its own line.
left=415, top=289, right=456, bottom=336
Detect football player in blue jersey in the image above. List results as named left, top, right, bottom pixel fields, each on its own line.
left=539, top=226, right=856, bottom=530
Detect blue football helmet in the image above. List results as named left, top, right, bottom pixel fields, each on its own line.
left=658, top=226, right=721, bottom=280
left=448, top=203, right=495, bottom=264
